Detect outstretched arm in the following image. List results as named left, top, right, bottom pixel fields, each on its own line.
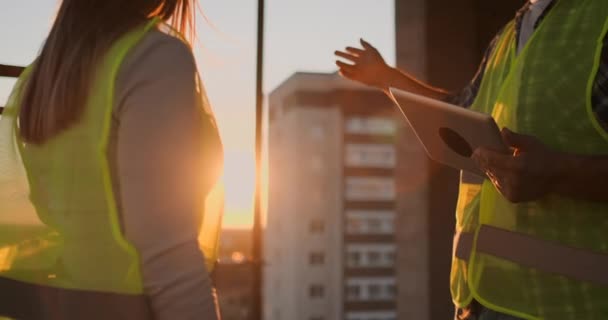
left=334, top=39, right=450, bottom=100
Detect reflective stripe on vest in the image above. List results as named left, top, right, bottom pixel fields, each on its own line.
left=455, top=225, right=608, bottom=286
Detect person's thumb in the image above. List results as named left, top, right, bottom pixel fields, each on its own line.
left=360, top=38, right=374, bottom=51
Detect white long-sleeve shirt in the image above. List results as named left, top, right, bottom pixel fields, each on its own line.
left=108, top=29, right=221, bottom=320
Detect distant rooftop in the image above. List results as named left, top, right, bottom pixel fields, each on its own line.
left=269, top=71, right=376, bottom=106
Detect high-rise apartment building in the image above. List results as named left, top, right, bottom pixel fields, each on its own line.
left=264, top=72, right=427, bottom=320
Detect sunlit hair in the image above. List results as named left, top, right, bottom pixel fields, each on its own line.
left=18, top=0, right=196, bottom=144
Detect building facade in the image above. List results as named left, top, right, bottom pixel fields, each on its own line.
left=264, top=72, right=427, bottom=320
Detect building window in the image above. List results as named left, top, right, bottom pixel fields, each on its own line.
left=345, top=143, right=396, bottom=168
left=347, top=218, right=363, bottom=232
left=309, top=285, right=325, bottom=298
left=367, top=218, right=382, bottom=232
left=309, top=252, right=325, bottom=265
left=345, top=284, right=361, bottom=300
left=346, top=117, right=397, bottom=136
left=368, top=284, right=381, bottom=299
left=346, top=210, right=394, bottom=235
left=309, top=219, right=325, bottom=234
left=346, top=312, right=397, bottom=320
left=385, top=251, right=396, bottom=264
left=367, top=251, right=381, bottom=265
left=345, top=177, right=395, bottom=201
left=346, top=244, right=396, bottom=268
left=347, top=251, right=361, bottom=267
left=386, top=284, right=397, bottom=298
left=347, top=277, right=396, bottom=302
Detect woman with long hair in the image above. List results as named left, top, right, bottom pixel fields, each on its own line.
left=0, top=1, right=223, bottom=319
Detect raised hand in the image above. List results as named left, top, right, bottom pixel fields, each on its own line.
left=334, top=39, right=392, bottom=89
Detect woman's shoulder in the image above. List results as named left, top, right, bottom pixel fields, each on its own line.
left=122, top=28, right=196, bottom=76
left=115, top=28, right=198, bottom=114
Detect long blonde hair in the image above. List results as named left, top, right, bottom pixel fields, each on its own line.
left=19, top=0, right=196, bottom=144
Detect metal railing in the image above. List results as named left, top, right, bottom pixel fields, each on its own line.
left=251, top=0, right=265, bottom=319
left=0, top=64, right=25, bottom=114
left=0, top=64, right=24, bottom=78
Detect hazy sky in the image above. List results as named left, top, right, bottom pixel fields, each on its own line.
left=0, top=1, right=395, bottom=228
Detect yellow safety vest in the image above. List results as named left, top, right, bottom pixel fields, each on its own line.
left=0, top=19, right=223, bottom=319
left=452, top=1, right=608, bottom=319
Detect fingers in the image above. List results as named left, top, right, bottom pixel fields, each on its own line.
left=334, top=50, right=359, bottom=63
left=346, top=47, right=364, bottom=55
left=484, top=168, right=504, bottom=191
left=473, top=146, right=529, bottom=178
left=360, top=38, right=375, bottom=50
left=472, top=148, right=511, bottom=198
left=335, top=60, right=356, bottom=73
left=472, top=147, right=512, bottom=172
left=338, top=69, right=355, bottom=79
left=473, top=143, right=550, bottom=203
left=501, top=127, right=540, bottom=151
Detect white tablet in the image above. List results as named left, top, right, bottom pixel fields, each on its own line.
left=389, top=87, right=508, bottom=175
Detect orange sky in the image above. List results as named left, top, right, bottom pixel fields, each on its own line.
left=195, top=0, right=395, bottom=229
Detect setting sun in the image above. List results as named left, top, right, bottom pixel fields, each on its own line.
left=220, top=148, right=256, bottom=229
